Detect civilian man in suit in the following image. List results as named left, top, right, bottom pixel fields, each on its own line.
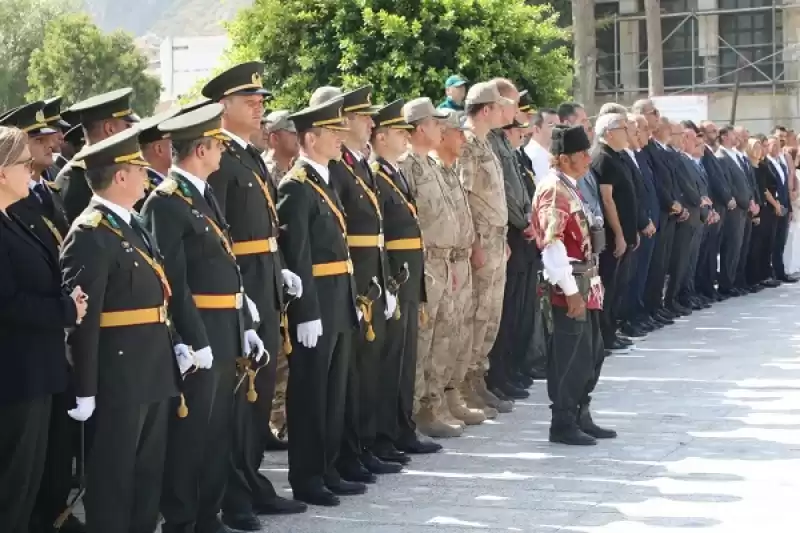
left=765, top=135, right=797, bottom=284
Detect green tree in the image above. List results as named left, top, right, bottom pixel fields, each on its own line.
left=0, top=0, right=81, bottom=112
left=27, top=13, right=162, bottom=115
left=220, top=0, right=571, bottom=110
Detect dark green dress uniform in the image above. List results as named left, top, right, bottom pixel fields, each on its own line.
left=55, top=88, right=140, bottom=222
left=200, top=62, right=305, bottom=523
left=3, top=101, right=82, bottom=533
left=313, top=85, right=396, bottom=479
left=367, top=100, right=435, bottom=458
left=138, top=104, right=254, bottom=533
left=134, top=107, right=181, bottom=212
left=59, top=128, right=180, bottom=533
left=42, top=96, right=73, bottom=179
left=277, top=98, right=360, bottom=506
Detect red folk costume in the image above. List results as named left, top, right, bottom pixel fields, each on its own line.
left=531, top=171, right=604, bottom=310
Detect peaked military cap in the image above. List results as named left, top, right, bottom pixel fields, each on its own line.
left=43, top=97, right=71, bottom=129
left=202, top=61, right=271, bottom=101
left=518, top=90, right=534, bottom=113
left=64, top=123, right=85, bottom=149
left=289, top=97, right=347, bottom=133
left=73, top=127, right=148, bottom=169
left=1, top=101, right=57, bottom=136
left=68, top=88, right=140, bottom=125
left=550, top=124, right=590, bottom=156
left=158, top=102, right=229, bottom=142
left=263, top=110, right=296, bottom=134
left=180, top=97, right=212, bottom=115
left=137, top=106, right=182, bottom=145
left=0, top=106, right=19, bottom=123
left=502, top=117, right=530, bottom=130
left=309, top=85, right=374, bottom=115
left=372, top=99, right=412, bottom=130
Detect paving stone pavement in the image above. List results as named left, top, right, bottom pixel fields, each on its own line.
left=250, top=283, right=800, bottom=532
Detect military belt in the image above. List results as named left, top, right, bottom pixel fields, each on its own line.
left=347, top=234, right=384, bottom=248
left=100, top=305, right=167, bottom=328
left=193, top=292, right=244, bottom=310
left=385, top=237, right=423, bottom=251
left=231, top=237, right=278, bottom=255
left=312, top=259, right=354, bottom=277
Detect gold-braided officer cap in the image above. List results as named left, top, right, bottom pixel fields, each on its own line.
left=158, top=102, right=229, bottom=142
left=1, top=101, right=58, bottom=136
left=289, top=96, right=347, bottom=133
left=372, top=99, right=413, bottom=130
left=201, top=61, right=271, bottom=102
left=67, top=88, right=140, bottom=125
left=73, top=127, right=148, bottom=169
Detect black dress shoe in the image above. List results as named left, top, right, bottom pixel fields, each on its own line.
left=221, top=512, right=261, bottom=532
left=578, top=407, right=617, bottom=439
left=361, top=450, right=403, bottom=474
left=337, top=458, right=377, bottom=483
left=779, top=276, right=798, bottom=284
left=657, top=308, right=677, bottom=320
left=620, top=323, right=647, bottom=338
left=488, top=384, right=512, bottom=401
left=512, top=371, right=534, bottom=389
left=667, top=303, right=692, bottom=316
left=549, top=425, right=597, bottom=446
left=254, top=495, right=308, bottom=514
left=606, top=339, right=631, bottom=354
left=396, top=437, right=442, bottom=454
left=652, top=313, right=673, bottom=326
left=761, top=278, right=781, bottom=288
left=748, top=284, right=764, bottom=293
left=496, top=381, right=529, bottom=399
left=196, top=517, right=238, bottom=533
left=524, top=366, right=548, bottom=380
left=325, top=476, right=368, bottom=496
left=293, top=482, right=340, bottom=507
left=616, top=336, right=634, bottom=346
left=373, top=443, right=411, bottom=464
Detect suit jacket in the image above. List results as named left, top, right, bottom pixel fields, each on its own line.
left=276, top=160, right=359, bottom=333
left=0, top=212, right=76, bottom=405
left=620, top=150, right=650, bottom=231
left=756, top=161, right=779, bottom=207
left=59, top=201, right=179, bottom=405
left=634, top=149, right=660, bottom=229
left=208, top=141, right=284, bottom=328
left=54, top=160, right=91, bottom=223
left=701, top=146, right=733, bottom=208
left=641, top=139, right=678, bottom=213
left=10, top=181, right=70, bottom=254
left=716, top=148, right=753, bottom=209
left=676, top=154, right=707, bottom=226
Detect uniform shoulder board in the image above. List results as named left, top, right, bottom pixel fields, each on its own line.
left=74, top=210, right=103, bottom=230
left=155, top=178, right=179, bottom=196
left=370, top=161, right=381, bottom=173
left=281, top=166, right=307, bottom=186
left=46, top=180, right=61, bottom=192
left=71, top=160, right=87, bottom=170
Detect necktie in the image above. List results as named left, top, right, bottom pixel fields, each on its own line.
left=396, top=168, right=410, bottom=195
left=129, top=216, right=154, bottom=255
left=204, top=184, right=226, bottom=226
left=246, top=145, right=269, bottom=177
left=33, top=183, right=54, bottom=214
left=780, top=161, right=789, bottom=182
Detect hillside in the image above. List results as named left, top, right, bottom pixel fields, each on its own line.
left=83, top=0, right=253, bottom=37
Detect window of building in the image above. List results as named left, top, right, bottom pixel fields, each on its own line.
left=718, top=0, right=783, bottom=85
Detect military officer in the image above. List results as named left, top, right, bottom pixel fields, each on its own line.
left=530, top=125, right=616, bottom=446
left=309, top=85, right=400, bottom=481
left=59, top=128, right=181, bottom=533
left=41, top=97, right=72, bottom=178
left=277, top=96, right=361, bottom=506
left=4, top=102, right=82, bottom=533
left=370, top=99, right=441, bottom=458
left=201, top=62, right=306, bottom=525
left=55, top=89, right=140, bottom=222
left=139, top=103, right=267, bottom=533
left=135, top=106, right=180, bottom=211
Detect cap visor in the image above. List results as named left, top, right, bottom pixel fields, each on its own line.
left=451, top=80, right=467, bottom=87
left=213, top=132, right=231, bottom=141
left=129, top=158, right=149, bottom=166
left=499, top=96, right=516, bottom=106
left=124, top=113, right=141, bottom=123
left=30, top=127, right=58, bottom=136
left=325, top=125, right=350, bottom=132
left=234, top=88, right=272, bottom=98
left=432, top=110, right=450, bottom=119
left=391, top=124, right=414, bottom=130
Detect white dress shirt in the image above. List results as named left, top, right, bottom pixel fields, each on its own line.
left=222, top=128, right=249, bottom=150
left=299, top=155, right=330, bottom=185
left=92, top=195, right=132, bottom=225
left=171, top=166, right=207, bottom=195
left=768, top=155, right=788, bottom=185
left=523, top=139, right=551, bottom=185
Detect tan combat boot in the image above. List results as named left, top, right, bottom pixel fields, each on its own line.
left=436, top=399, right=466, bottom=429
left=460, top=380, right=498, bottom=419
left=446, top=388, right=486, bottom=425
left=413, top=406, right=463, bottom=438
left=472, top=373, right=513, bottom=414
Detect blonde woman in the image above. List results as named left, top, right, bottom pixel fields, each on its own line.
left=0, top=126, right=86, bottom=533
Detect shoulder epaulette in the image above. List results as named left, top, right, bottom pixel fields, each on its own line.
left=74, top=210, right=102, bottom=230
left=46, top=180, right=61, bottom=192
left=155, top=178, right=179, bottom=196
left=71, top=160, right=86, bottom=170
left=370, top=160, right=380, bottom=173
left=281, top=166, right=307, bottom=186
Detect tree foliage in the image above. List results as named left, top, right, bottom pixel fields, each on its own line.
left=220, top=0, right=571, bottom=111
left=0, top=0, right=81, bottom=112
left=27, top=14, right=161, bottom=115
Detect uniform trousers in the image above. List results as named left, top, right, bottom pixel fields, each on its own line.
left=222, top=312, right=281, bottom=517
left=340, top=297, right=386, bottom=460
left=286, top=325, right=351, bottom=489
left=161, top=363, right=237, bottom=533
left=719, top=207, right=746, bottom=291
left=394, top=301, right=422, bottom=447
left=270, top=348, right=289, bottom=431
left=547, top=308, right=604, bottom=425
left=438, top=257, right=472, bottom=393
left=0, top=395, right=51, bottom=533
left=85, top=399, right=169, bottom=533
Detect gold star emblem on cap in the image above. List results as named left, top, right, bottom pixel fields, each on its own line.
left=251, top=72, right=263, bottom=88
left=35, top=109, right=45, bottom=123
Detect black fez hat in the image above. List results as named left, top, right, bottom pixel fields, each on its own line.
left=518, top=90, right=534, bottom=113
left=1, top=101, right=58, bottom=136
left=137, top=106, right=182, bottom=145
left=289, top=97, right=348, bottom=133
left=73, top=128, right=148, bottom=170
left=68, top=88, right=140, bottom=125
left=372, top=99, right=413, bottom=130
left=159, top=102, right=229, bottom=142
left=550, top=124, right=591, bottom=157
left=202, top=61, right=271, bottom=102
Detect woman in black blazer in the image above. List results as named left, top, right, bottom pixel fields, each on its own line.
left=0, top=126, right=86, bottom=533
left=746, top=138, right=782, bottom=286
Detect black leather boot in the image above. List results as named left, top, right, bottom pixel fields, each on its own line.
left=578, top=404, right=617, bottom=439
left=549, top=410, right=596, bottom=446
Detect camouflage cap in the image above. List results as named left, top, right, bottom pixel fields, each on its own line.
left=402, top=97, right=448, bottom=124
left=465, top=81, right=515, bottom=107
left=263, top=110, right=296, bottom=134
left=439, top=109, right=469, bottom=131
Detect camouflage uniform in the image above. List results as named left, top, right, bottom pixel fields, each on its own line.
left=398, top=149, right=458, bottom=416
left=459, top=131, right=508, bottom=383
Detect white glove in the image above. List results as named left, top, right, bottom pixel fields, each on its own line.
left=68, top=396, right=95, bottom=421
left=281, top=269, right=303, bottom=298
left=297, top=319, right=322, bottom=348
left=174, top=343, right=195, bottom=374
left=194, top=346, right=214, bottom=369
left=244, top=329, right=267, bottom=362
left=245, top=294, right=260, bottom=324
left=357, top=308, right=363, bottom=322
left=385, top=292, right=397, bottom=319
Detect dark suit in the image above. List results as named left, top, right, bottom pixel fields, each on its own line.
left=716, top=148, right=752, bottom=292
left=372, top=157, right=426, bottom=449
left=698, top=147, right=733, bottom=296
left=628, top=150, right=659, bottom=322
left=0, top=211, right=76, bottom=533
left=140, top=172, right=252, bottom=533
left=768, top=156, right=793, bottom=280
left=208, top=139, right=286, bottom=518
left=276, top=160, right=359, bottom=494
left=54, top=160, right=90, bottom=223
left=749, top=161, right=780, bottom=284
left=618, top=150, right=649, bottom=324
left=60, top=201, right=179, bottom=533
left=676, top=154, right=709, bottom=302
